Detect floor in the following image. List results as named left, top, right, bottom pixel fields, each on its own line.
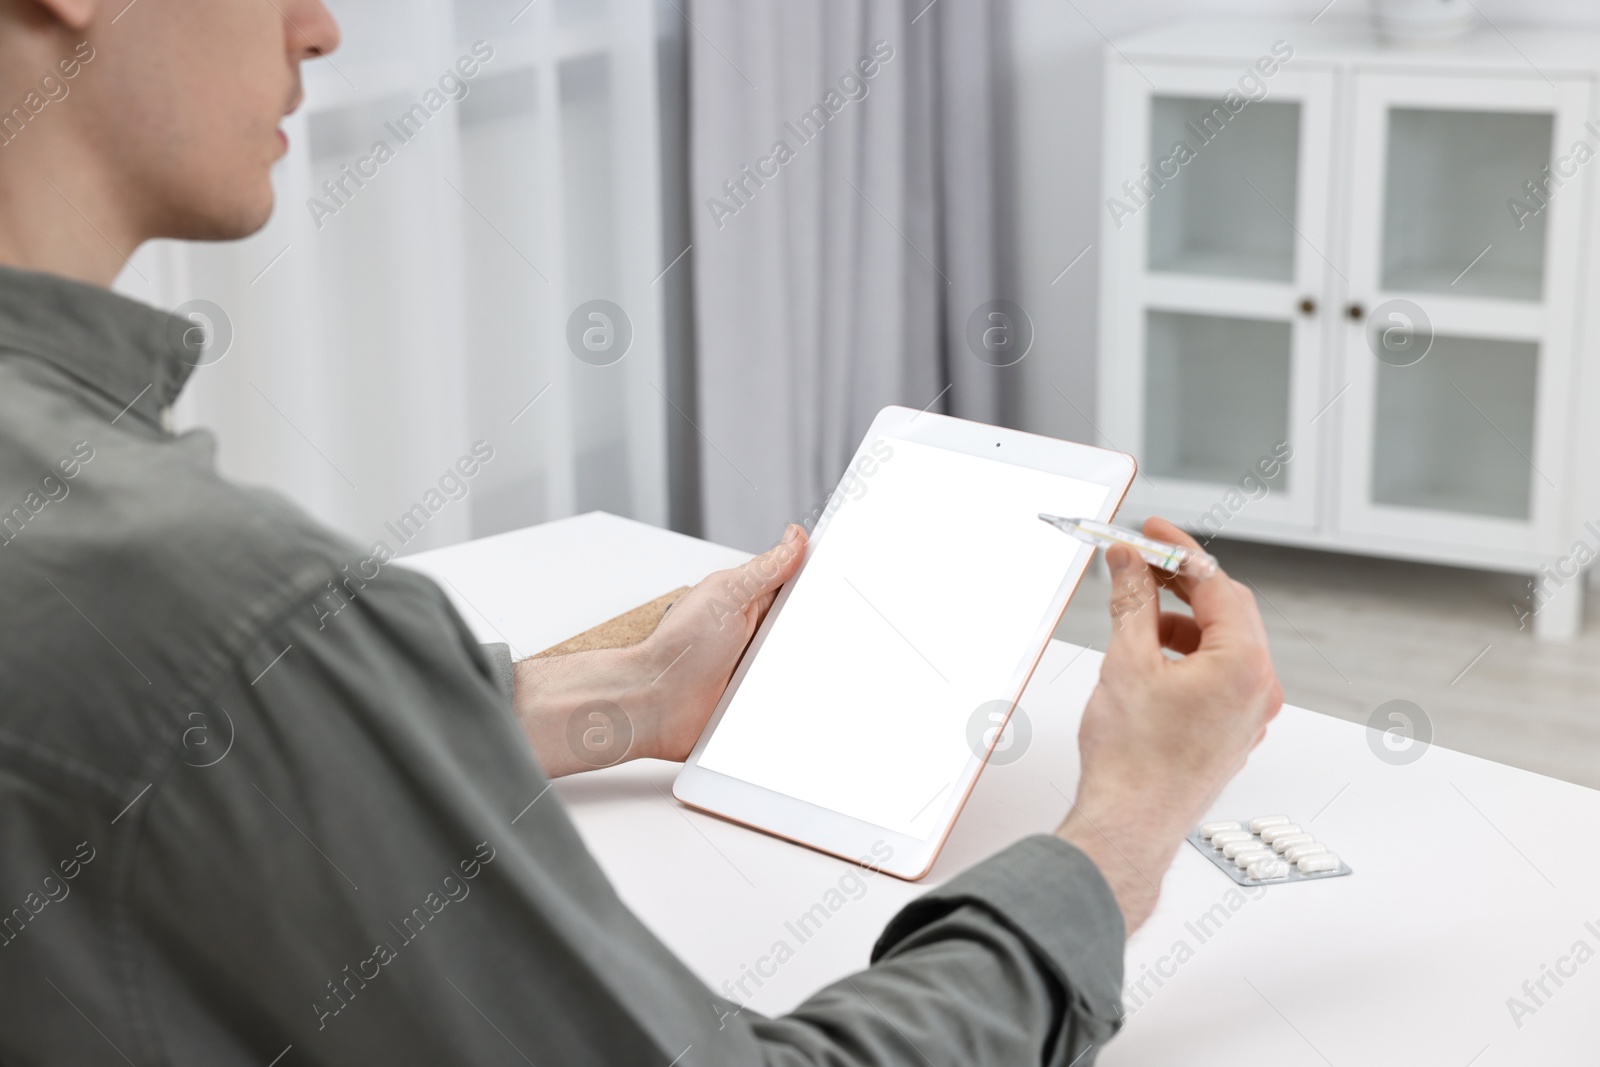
left=1053, top=537, right=1600, bottom=791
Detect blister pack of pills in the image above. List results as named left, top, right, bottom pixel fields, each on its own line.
left=1187, top=814, right=1352, bottom=885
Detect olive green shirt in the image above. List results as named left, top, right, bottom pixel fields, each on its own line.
left=0, top=264, right=1124, bottom=1065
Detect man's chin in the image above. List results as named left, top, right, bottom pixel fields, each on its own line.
left=166, top=191, right=277, bottom=243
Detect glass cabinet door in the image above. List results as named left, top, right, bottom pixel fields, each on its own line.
left=1099, top=61, right=1335, bottom=534
left=1379, top=107, right=1553, bottom=301
left=1145, top=96, right=1302, bottom=283
left=1337, top=73, right=1589, bottom=555
left=1143, top=310, right=1291, bottom=487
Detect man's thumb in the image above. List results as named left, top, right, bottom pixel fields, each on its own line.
left=743, top=524, right=806, bottom=594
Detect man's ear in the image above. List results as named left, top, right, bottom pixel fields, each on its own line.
left=23, top=0, right=96, bottom=31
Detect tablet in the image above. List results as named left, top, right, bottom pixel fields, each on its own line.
left=674, top=405, right=1136, bottom=880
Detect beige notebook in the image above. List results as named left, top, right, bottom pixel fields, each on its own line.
left=531, top=586, right=691, bottom=659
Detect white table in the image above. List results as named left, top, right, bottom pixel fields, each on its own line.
left=404, top=512, right=1600, bottom=1065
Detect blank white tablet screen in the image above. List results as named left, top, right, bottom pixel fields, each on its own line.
left=697, top=436, right=1109, bottom=840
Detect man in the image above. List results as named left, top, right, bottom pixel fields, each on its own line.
left=0, top=1, right=1283, bottom=1063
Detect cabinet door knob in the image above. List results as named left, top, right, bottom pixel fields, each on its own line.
left=1347, top=302, right=1365, bottom=321
left=1299, top=297, right=1317, bottom=317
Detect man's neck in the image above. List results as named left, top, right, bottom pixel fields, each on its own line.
left=0, top=128, right=143, bottom=289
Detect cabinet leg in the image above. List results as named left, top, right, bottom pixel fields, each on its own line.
left=1532, top=570, right=1585, bottom=642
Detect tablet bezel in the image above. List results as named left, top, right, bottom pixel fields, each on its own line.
left=673, top=405, right=1137, bottom=880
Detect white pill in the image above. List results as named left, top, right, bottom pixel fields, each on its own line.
left=1249, top=814, right=1291, bottom=833
left=1233, top=848, right=1274, bottom=868
left=1258, top=823, right=1302, bottom=844
left=1200, top=821, right=1242, bottom=840
left=1297, top=852, right=1340, bottom=874
left=1222, top=838, right=1264, bottom=858
left=1271, top=832, right=1314, bottom=854
left=1210, top=831, right=1253, bottom=850
left=1246, top=858, right=1289, bottom=880
left=1284, top=842, right=1328, bottom=863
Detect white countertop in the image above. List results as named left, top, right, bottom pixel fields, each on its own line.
left=403, top=512, right=1600, bottom=1065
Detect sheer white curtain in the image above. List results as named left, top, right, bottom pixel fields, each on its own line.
left=115, top=0, right=672, bottom=555
left=686, top=0, right=1015, bottom=551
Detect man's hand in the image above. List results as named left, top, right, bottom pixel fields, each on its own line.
left=627, top=524, right=808, bottom=761
left=510, top=525, right=807, bottom=778
left=1056, top=517, right=1283, bottom=934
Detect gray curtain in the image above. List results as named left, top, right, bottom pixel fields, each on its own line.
left=686, top=0, right=1015, bottom=551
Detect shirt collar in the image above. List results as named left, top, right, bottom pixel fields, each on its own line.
left=0, top=264, right=196, bottom=429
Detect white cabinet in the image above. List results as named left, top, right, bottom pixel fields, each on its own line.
left=1097, top=18, right=1600, bottom=639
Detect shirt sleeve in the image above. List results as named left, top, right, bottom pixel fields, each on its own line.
left=480, top=640, right=516, bottom=702
left=124, top=567, right=1124, bottom=1066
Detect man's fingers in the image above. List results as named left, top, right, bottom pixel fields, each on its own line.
left=1103, top=543, right=1161, bottom=665
left=1141, top=517, right=1256, bottom=643
left=674, top=525, right=807, bottom=636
